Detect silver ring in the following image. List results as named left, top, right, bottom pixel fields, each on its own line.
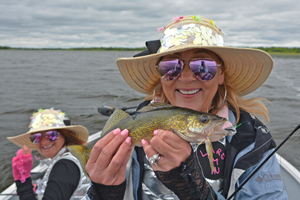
left=148, top=153, right=161, bottom=165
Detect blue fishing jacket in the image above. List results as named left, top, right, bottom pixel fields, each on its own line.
left=87, top=104, right=289, bottom=199
left=134, top=109, right=288, bottom=199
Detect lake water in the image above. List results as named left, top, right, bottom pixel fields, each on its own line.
left=0, top=50, right=299, bottom=192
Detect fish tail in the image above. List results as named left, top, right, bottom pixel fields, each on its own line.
left=130, top=147, right=135, bottom=157
left=205, top=138, right=215, bottom=173
left=68, top=144, right=93, bottom=177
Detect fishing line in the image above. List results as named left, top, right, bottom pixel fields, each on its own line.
left=276, top=132, right=300, bottom=166
left=279, top=132, right=300, bottom=154
left=227, top=123, right=300, bottom=200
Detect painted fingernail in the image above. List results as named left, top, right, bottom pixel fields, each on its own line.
left=141, top=139, right=146, bottom=145
left=125, top=137, right=131, bottom=144
left=153, top=130, right=158, bottom=136
left=121, top=129, right=129, bottom=136
left=113, top=128, right=121, bottom=135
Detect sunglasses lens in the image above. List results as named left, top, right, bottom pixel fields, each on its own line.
left=30, top=133, right=42, bottom=144
left=45, top=131, right=59, bottom=141
left=190, top=59, right=218, bottom=81
left=158, top=59, right=183, bottom=81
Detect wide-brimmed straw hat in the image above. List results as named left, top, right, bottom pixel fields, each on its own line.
left=116, top=15, right=273, bottom=96
left=7, top=109, right=89, bottom=149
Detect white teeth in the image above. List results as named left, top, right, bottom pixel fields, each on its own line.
left=43, top=144, right=54, bottom=149
left=179, top=89, right=200, bottom=94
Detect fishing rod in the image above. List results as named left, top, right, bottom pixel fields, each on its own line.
left=227, top=123, right=300, bottom=200
left=98, top=106, right=137, bottom=116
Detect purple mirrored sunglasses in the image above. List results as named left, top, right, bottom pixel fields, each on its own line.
left=30, top=130, right=60, bottom=144
left=157, top=58, right=221, bottom=81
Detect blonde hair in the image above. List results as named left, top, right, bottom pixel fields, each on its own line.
left=145, top=68, right=270, bottom=125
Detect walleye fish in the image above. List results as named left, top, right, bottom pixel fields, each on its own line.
left=98, top=102, right=235, bottom=172
left=69, top=103, right=236, bottom=174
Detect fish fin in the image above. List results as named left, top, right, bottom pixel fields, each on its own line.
left=68, top=144, right=93, bottom=177
left=102, top=109, right=130, bottom=136
left=205, top=138, right=215, bottom=173
left=138, top=102, right=173, bottom=112
left=130, top=147, right=135, bottom=157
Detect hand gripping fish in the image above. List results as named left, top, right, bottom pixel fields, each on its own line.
left=69, top=102, right=236, bottom=173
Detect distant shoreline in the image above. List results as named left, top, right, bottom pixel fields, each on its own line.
left=0, top=46, right=146, bottom=51
left=1, top=46, right=300, bottom=54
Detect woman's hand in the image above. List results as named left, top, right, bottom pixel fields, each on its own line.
left=21, top=145, right=32, bottom=155
left=12, top=145, right=33, bottom=183
left=85, top=128, right=132, bottom=185
left=142, top=129, right=191, bottom=172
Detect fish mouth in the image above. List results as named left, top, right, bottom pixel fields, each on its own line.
left=177, top=120, right=236, bottom=143
left=203, top=120, right=236, bottom=142
left=224, top=125, right=237, bottom=135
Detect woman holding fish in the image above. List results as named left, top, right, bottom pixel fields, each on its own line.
left=86, top=15, right=288, bottom=199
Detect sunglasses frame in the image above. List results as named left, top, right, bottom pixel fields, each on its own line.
left=157, top=57, right=221, bottom=81
left=30, top=130, right=60, bottom=144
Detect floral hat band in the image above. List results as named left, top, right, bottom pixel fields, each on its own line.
left=158, top=15, right=225, bottom=53
left=117, top=14, right=273, bottom=96
left=7, top=108, right=89, bottom=149
left=29, top=109, right=67, bottom=131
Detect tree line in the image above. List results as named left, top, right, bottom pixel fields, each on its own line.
left=0, top=46, right=147, bottom=51
left=255, top=47, right=300, bottom=54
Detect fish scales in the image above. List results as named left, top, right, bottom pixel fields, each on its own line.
left=70, top=103, right=235, bottom=173
left=101, top=106, right=188, bottom=146
left=101, top=103, right=230, bottom=146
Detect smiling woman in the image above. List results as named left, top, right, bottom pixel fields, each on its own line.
left=159, top=49, right=224, bottom=112
left=7, top=109, right=90, bottom=200
left=85, top=15, right=288, bottom=200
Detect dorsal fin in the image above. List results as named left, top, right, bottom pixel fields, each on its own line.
left=138, top=102, right=173, bottom=112
left=102, top=109, right=130, bottom=135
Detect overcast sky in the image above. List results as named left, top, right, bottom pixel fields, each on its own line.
left=1, top=0, right=299, bottom=48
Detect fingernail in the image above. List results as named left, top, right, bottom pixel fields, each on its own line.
left=125, top=137, right=131, bottom=144
left=141, top=139, right=146, bottom=145
left=113, top=128, right=121, bottom=135
left=153, top=130, right=158, bottom=136
left=121, top=129, right=129, bottom=136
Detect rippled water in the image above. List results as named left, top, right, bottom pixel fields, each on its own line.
left=0, top=50, right=299, bottom=192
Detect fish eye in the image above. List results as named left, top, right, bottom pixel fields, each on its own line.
left=199, top=115, right=210, bottom=123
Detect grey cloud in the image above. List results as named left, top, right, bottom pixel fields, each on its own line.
left=0, top=0, right=299, bottom=48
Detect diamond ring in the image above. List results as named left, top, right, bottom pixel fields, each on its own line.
left=148, top=153, right=161, bottom=165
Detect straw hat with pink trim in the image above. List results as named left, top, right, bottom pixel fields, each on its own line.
left=116, top=15, right=273, bottom=96
left=7, top=109, right=89, bottom=149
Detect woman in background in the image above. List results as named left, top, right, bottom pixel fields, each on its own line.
left=8, top=108, right=90, bottom=200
